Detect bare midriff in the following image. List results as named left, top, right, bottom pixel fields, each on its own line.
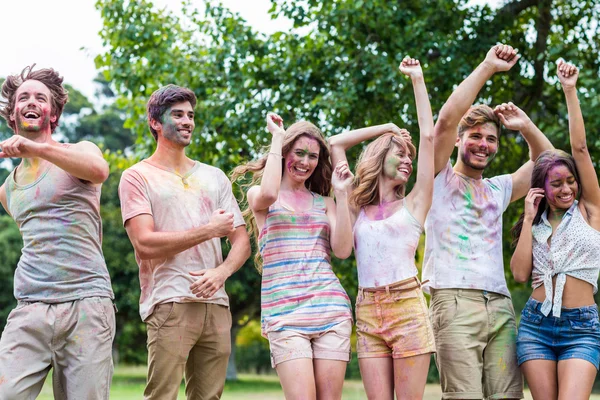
left=531, top=275, right=596, bottom=309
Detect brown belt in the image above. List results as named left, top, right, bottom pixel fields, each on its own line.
left=359, top=277, right=429, bottom=296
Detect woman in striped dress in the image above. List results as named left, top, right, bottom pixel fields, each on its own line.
left=232, top=116, right=354, bottom=399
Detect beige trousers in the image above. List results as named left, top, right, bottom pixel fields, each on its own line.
left=0, top=297, right=116, bottom=400
left=143, top=302, right=232, bottom=400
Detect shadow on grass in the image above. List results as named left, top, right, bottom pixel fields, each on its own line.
left=224, top=377, right=282, bottom=392
left=110, top=369, right=282, bottom=393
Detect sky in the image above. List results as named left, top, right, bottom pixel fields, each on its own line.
left=1, top=0, right=498, bottom=100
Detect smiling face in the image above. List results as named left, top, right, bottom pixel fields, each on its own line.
left=545, top=164, right=578, bottom=211
left=10, top=79, right=56, bottom=135
left=155, top=101, right=195, bottom=147
left=283, top=135, right=320, bottom=184
left=382, top=142, right=413, bottom=184
left=457, top=123, right=499, bottom=171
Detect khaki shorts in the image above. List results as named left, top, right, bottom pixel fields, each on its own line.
left=0, top=297, right=116, bottom=400
left=144, top=302, right=232, bottom=400
left=430, top=288, right=523, bottom=400
left=356, top=278, right=435, bottom=359
left=267, top=319, right=352, bottom=367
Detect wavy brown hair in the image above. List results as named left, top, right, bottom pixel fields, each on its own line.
left=0, top=64, right=68, bottom=133
left=458, top=104, right=501, bottom=138
left=511, top=149, right=581, bottom=247
left=231, top=120, right=332, bottom=272
left=350, top=132, right=416, bottom=208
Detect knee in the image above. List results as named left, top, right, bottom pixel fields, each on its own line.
left=215, top=343, right=232, bottom=359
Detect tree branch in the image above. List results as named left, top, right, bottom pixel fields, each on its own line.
left=522, top=0, right=553, bottom=114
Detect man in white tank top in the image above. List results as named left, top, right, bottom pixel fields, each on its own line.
left=0, top=66, right=115, bottom=399
left=423, top=45, right=554, bottom=399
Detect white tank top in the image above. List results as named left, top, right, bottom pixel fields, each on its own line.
left=353, top=201, right=422, bottom=288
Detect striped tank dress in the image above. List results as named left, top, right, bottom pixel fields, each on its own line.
left=259, top=193, right=353, bottom=337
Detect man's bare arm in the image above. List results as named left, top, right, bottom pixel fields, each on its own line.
left=434, top=44, right=520, bottom=174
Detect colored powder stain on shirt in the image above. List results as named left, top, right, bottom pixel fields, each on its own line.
left=458, top=234, right=469, bottom=241
left=464, top=189, right=473, bottom=209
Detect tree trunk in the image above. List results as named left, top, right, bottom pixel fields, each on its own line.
left=226, top=325, right=240, bottom=381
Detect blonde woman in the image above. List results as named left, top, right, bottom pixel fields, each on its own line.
left=328, top=56, right=435, bottom=399
left=232, top=118, right=354, bottom=400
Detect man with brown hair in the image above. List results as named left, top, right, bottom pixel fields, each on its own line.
left=0, top=65, right=115, bottom=399
left=422, top=45, right=553, bottom=399
left=119, top=84, right=250, bottom=399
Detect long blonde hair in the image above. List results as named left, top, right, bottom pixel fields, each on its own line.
left=231, top=121, right=332, bottom=272
left=350, top=132, right=416, bottom=208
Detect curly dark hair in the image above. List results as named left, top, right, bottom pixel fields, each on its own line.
left=147, top=84, right=197, bottom=140
left=0, top=64, right=68, bottom=133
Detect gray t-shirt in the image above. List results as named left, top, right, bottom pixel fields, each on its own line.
left=5, top=162, right=114, bottom=302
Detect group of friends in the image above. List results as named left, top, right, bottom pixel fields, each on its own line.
left=0, top=43, right=598, bottom=400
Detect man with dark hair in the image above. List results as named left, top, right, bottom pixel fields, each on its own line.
left=422, top=45, right=553, bottom=399
left=119, top=84, right=250, bottom=399
left=0, top=65, right=115, bottom=399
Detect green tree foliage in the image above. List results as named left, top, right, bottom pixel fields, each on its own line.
left=0, top=216, right=20, bottom=324
left=61, top=76, right=134, bottom=151
left=93, top=0, right=599, bottom=374
left=100, top=152, right=146, bottom=363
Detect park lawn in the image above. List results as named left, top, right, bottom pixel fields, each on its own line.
left=36, top=365, right=600, bottom=399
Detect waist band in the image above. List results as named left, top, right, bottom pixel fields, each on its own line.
left=359, top=276, right=427, bottom=296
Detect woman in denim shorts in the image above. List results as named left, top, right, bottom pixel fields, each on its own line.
left=329, top=56, right=436, bottom=399
left=510, top=60, right=600, bottom=399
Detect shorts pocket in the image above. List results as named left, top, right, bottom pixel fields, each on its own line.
left=520, top=307, right=543, bottom=325
left=569, top=317, right=600, bottom=331
left=147, top=302, right=176, bottom=330
left=431, top=295, right=458, bottom=332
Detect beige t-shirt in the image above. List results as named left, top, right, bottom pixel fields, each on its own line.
left=119, top=160, right=244, bottom=321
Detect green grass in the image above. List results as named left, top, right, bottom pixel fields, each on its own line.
left=35, top=365, right=600, bottom=399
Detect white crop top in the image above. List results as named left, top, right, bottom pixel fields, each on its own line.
left=353, top=202, right=422, bottom=288
left=531, top=201, right=600, bottom=317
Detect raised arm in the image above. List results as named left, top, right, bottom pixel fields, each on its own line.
left=557, top=60, right=600, bottom=212
left=328, top=123, right=408, bottom=169
left=0, top=138, right=108, bottom=184
left=434, top=44, right=519, bottom=174
left=247, top=113, right=285, bottom=212
left=493, top=102, right=554, bottom=202
left=124, top=209, right=235, bottom=260
left=399, top=56, right=435, bottom=225
left=327, top=161, right=355, bottom=259
left=510, top=188, right=545, bottom=282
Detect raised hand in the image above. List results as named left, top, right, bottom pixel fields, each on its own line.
left=209, top=208, right=235, bottom=238
left=0, top=135, right=43, bottom=158
left=557, top=60, right=579, bottom=89
left=483, top=44, right=519, bottom=73
left=386, top=123, right=411, bottom=141
left=266, top=112, right=285, bottom=136
left=524, top=188, right=545, bottom=222
left=331, top=160, right=354, bottom=192
left=399, top=56, right=423, bottom=80
left=493, top=102, right=531, bottom=132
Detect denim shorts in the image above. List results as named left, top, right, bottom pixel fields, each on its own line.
left=516, top=297, right=600, bottom=369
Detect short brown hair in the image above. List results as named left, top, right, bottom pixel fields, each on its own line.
left=147, top=85, right=197, bottom=140
left=458, top=105, right=500, bottom=138
left=0, top=64, right=68, bottom=133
